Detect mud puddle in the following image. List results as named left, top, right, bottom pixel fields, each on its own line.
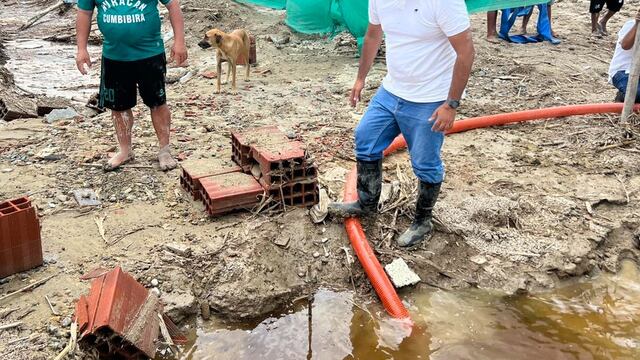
left=5, top=39, right=100, bottom=100
left=185, top=260, right=640, bottom=359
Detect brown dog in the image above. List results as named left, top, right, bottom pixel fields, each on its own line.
left=198, top=28, right=251, bottom=94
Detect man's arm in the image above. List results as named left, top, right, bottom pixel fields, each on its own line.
left=431, top=29, right=475, bottom=132
left=351, top=24, right=383, bottom=107
left=621, top=11, right=640, bottom=50
left=166, top=0, right=187, bottom=66
left=76, top=9, right=93, bottom=75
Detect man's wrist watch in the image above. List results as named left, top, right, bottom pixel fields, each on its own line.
left=446, top=99, right=461, bottom=110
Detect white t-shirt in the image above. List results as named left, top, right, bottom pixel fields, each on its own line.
left=369, top=0, right=470, bottom=103
left=609, top=20, right=636, bottom=82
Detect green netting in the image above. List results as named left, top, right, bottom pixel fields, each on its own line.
left=466, top=0, right=550, bottom=13
left=239, top=0, right=552, bottom=40
left=285, top=0, right=335, bottom=35
left=235, top=0, right=285, bottom=10
left=339, top=0, right=368, bottom=49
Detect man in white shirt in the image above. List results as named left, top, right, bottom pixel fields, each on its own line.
left=610, top=10, right=640, bottom=103
left=329, top=0, right=475, bottom=248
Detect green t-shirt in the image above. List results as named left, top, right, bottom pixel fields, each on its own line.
left=78, top=0, right=172, bottom=61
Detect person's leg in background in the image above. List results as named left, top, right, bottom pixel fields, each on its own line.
left=487, top=11, right=499, bottom=42
left=521, top=11, right=533, bottom=34
left=328, top=87, right=401, bottom=217
left=394, top=99, right=446, bottom=247
left=548, top=0, right=558, bottom=37
left=599, top=0, right=624, bottom=35
left=590, top=0, right=605, bottom=35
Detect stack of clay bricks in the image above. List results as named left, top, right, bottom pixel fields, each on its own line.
left=180, top=126, right=319, bottom=217
left=0, top=197, right=43, bottom=278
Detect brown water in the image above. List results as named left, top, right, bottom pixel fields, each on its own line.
left=190, top=260, right=640, bottom=360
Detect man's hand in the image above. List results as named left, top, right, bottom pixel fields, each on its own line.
left=636, top=9, right=640, bottom=23
left=76, top=48, right=92, bottom=75
left=430, top=103, right=456, bottom=132
left=171, top=40, right=188, bottom=66
left=350, top=79, right=365, bottom=107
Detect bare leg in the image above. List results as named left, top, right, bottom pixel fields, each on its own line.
left=521, top=12, right=532, bottom=34
left=487, top=11, right=499, bottom=42
left=591, top=12, right=601, bottom=34
left=150, top=104, right=177, bottom=171
left=105, top=110, right=134, bottom=171
left=599, top=10, right=616, bottom=35
left=245, top=60, right=250, bottom=81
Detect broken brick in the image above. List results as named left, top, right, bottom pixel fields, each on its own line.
left=0, top=197, right=43, bottom=278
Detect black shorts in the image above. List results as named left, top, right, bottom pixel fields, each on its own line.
left=99, top=53, right=167, bottom=111
left=590, top=0, right=624, bottom=13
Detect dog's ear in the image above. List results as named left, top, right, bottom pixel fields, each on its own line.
left=215, top=33, right=223, bottom=44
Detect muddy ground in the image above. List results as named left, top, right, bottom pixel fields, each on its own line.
left=1, top=0, right=640, bottom=358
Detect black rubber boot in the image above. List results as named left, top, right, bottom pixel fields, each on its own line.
left=328, top=159, right=382, bottom=218
left=614, top=91, right=625, bottom=103
left=397, top=181, right=441, bottom=247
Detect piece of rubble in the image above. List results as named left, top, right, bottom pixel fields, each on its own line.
left=384, top=258, right=421, bottom=288
left=0, top=96, right=38, bottom=121
left=470, top=255, right=488, bottom=265
left=309, top=188, right=329, bottom=224
left=44, top=107, right=78, bottom=123
left=161, top=290, right=197, bottom=324
left=75, top=267, right=186, bottom=359
left=72, top=189, right=101, bottom=207
left=164, top=243, right=192, bottom=257
left=36, top=97, right=71, bottom=116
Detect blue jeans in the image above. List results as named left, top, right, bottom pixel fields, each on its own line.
left=355, top=86, right=445, bottom=183
left=612, top=70, right=640, bottom=103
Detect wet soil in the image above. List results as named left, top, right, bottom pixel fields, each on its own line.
left=1, top=0, right=640, bottom=359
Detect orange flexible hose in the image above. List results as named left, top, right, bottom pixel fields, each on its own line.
left=343, top=102, right=640, bottom=319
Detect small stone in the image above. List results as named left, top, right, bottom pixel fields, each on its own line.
left=313, top=252, right=320, bottom=258
left=384, top=258, right=421, bottom=288
left=47, top=325, right=58, bottom=335
left=298, top=271, right=306, bottom=278
left=150, top=278, right=159, bottom=287
left=1, top=168, right=13, bottom=173
left=61, top=317, right=72, bottom=327
left=150, top=287, right=161, bottom=296
left=563, top=263, right=577, bottom=274
left=470, top=255, right=488, bottom=265
left=48, top=202, right=56, bottom=208
left=56, top=195, right=68, bottom=203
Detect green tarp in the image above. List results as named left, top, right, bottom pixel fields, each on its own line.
left=285, top=0, right=335, bottom=35
left=236, top=0, right=285, bottom=10
left=237, top=0, right=552, bottom=39
left=466, top=0, right=550, bottom=13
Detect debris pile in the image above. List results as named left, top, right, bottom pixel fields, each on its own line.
left=0, top=197, right=43, bottom=278
left=181, top=126, right=319, bottom=216
left=75, top=267, right=186, bottom=359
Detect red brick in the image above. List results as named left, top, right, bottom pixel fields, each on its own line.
left=180, top=160, right=242, bottom=200
left=251, top=140, right=318, bottom=190
left=200, top=172, right=265, bottom=216
left=0, top=197, right=43, bottom=278
left=76, top=267, right=161, bottom=359
left=231, top=126, right=288, bottom=171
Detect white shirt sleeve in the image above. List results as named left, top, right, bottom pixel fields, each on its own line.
left=369, top=0, right=380, bottom=25
left=436, top=0, right=471, bottom=37
left=618, top=20, right=636, bottom=44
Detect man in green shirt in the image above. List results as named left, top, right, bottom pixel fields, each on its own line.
left=76, top=0, right=187, bottom=171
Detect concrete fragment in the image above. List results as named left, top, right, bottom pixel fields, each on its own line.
left=470, top=255, right=488, bottom=265
left=384, top=258, right=421, bottom=288
left=164, top=243, right=192, bottom=257
left=161, top=290, right=197, bottom=324
left=44, top=107, right=77, bottom=123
